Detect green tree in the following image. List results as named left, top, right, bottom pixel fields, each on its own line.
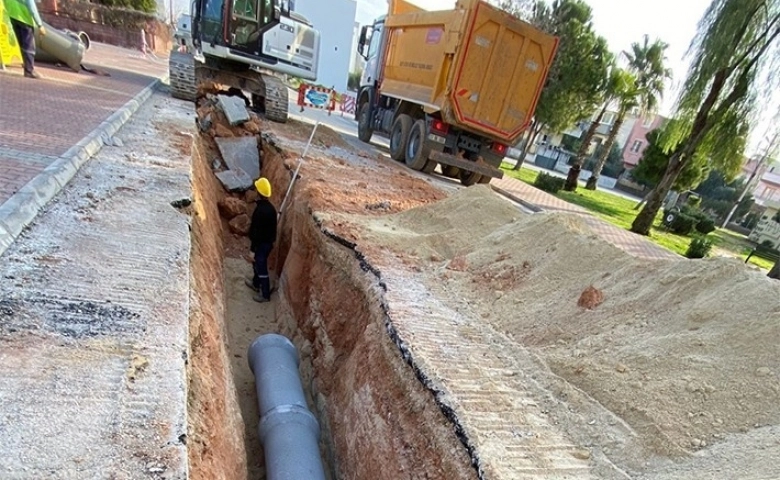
left=694, top=170, right=755, bottom=221
left=586, top=36, right=672, bottom=190
left=347, top=71, right=362, bottom=91
left=631, top=0, right=780, bottom=235
left=514, top=0, right=612, bottom=169
left=97, top=0, right=157, bottom=14
left=630, top=128, right=709, bottom=192
left=496, top=0, right=535, bottom=19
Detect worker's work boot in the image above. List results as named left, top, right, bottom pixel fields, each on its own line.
left=24, top=71, right=42, bottom=79
left=252, top=292, right=270, bottom=303
left=244, top=278, right=259, bottom=292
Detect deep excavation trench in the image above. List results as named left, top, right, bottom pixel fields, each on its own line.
left=187, top=133, right=477, bottom=479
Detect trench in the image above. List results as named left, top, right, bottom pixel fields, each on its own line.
left=186, top=129, right=477, bottom=480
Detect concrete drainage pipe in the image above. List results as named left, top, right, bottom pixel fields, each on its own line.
left=248, top=334, right=327, bottom=480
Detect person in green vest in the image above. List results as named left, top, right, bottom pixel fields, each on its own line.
left=5, top=0, right=45, bottom=78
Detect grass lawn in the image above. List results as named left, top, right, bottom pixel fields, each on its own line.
left=501, top=163, right=773, bottom=269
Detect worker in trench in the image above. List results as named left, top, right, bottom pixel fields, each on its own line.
left=245, top=178, right=278, bottom=303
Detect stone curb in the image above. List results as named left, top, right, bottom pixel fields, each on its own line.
left=490, top=184, right=544, bottom=213
left=0, top=76, right=168, bottom=258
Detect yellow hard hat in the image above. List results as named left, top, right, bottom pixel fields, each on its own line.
left=255, top=177, right=272, bottom=197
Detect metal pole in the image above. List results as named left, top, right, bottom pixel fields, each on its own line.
left=278, top=121, right=319, bottom=217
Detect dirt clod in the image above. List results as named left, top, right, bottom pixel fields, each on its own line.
left=218, top=197, right=247, bottom=219
left=228, top=214, right=250, bottom=236
left=577, top=285, right=605, bottom=310
left=214, top=123, right=234, bottom=138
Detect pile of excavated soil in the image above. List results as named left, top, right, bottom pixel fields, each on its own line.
left=194, top=96, right=445, bottom=225
left=338, top=185, right=780, bottom=476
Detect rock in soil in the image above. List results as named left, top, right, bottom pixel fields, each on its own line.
left=218, top=197, right=247, bottom=219
left=228, top=214, right=251, bottom=236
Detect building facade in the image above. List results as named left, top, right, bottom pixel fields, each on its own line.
left=621, top=114, right=667, bottom=169
left=749, top=201, right=780, bottom=249
left=561, top=108, right=638, bottom=159
left=741, top=158, right=780, bottom=207
left=294, top=0, right=357, bottom=93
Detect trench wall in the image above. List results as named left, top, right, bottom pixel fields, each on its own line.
left=262, top=140, right=477, bottom=480
left=188, top=140, right=247, bottom=479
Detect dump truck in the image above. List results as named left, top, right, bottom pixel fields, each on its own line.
left=356, top=0, right=558, bottom=185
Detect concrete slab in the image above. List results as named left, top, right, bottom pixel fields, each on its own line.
left=0, top=93, right=192, bottom=479
left=216, top=168, right=254, bottom=192
left=217, top=94, right=251, bottom=126
left=215, top=136, right=261, bottom=180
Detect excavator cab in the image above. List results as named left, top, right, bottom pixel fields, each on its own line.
left=192, top=0, right=319, bottom=80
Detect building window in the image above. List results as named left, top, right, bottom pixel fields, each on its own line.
left=630, top=140, right=643, bottom=153
left=602, top=112, right=615, bottom=125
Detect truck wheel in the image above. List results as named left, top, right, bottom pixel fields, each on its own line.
left=442, top=165, right=460, bottom=178
left=459, top=170, right=482, bottom=186
left=358, top=102, right=373, bottom=143
left=405, top=120, right=431, bottom=171
left=389, top=114, right=413, bottom=161
left=422, top=160, right=437, bottom=173
left=478, top=175, right=492, bottom=184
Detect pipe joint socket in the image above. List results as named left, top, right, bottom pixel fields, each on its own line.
left=248, top=334, right=326, bottom=480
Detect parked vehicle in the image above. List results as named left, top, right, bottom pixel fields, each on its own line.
left=355, top=0, right=558, bottom=185
left=169, top=0, right=321, bottom=123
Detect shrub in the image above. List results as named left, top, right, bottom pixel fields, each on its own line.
left=534, top=172, right=565, bottom=194
left=686, top=236, right=714, bottom=259
left=695, top=216, right=716, bottom=234
left=686, top=194, right=702, bottom=208
left=668, top=211, right=697, bottom=235
left=347, top=71, right=362, bottom=91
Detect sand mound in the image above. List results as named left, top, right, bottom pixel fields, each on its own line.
left=346, top=186, right=780, bottom=474
left=343, top=185, right=522, bottom=260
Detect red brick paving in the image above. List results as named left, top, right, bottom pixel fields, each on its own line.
left=492, top=176, right=679, bottom=260
left=0, top=42, right=168, bottom=205
left=0, top=156, right=46, bottom=204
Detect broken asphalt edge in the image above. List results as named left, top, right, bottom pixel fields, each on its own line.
left=0, top=75, right=169, bottom=258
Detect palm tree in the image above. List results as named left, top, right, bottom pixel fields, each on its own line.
left=583, top=69, right=639, bottom=189
left=563, top=66, right=620, bottom=191
left=585, top=36, right=671, bottom=190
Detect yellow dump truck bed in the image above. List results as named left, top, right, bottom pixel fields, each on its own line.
left=380, top=0, right=558, bottom=144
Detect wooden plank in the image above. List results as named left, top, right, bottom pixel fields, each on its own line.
left=429, top=150, right=504, bottom=179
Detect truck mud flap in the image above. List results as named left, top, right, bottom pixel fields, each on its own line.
left=429, top=151, right=504, bottom=179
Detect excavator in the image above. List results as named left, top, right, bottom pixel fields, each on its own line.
left=169, top=0, right=321, bottom=123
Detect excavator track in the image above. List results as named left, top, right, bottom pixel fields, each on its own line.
left=167, top=51, right=289, bottom=123
left=168, top=51, right=198, bottom=101
left=258, top=73, right=289, bottom=123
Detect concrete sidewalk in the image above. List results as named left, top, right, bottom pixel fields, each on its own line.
left=0, top=92, right=192, bottom=479
left=0, top=43, right=168, bottom=257
left=491, top=176, right=679, bottom=261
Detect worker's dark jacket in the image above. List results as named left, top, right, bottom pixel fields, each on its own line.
left=249, top=198, right=277, bottom=252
